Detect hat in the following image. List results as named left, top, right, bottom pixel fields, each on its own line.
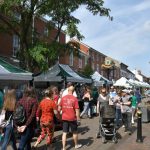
left=122, top=89, right=129, bottom=93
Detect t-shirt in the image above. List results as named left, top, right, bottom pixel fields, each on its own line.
left=62, top=88, right=77, bottom=97
left=98, top=94, right=109, bottom=112
left=131, top=96, right=137, bottom=108
left=121, top=96, right=132, bottom=113
left=59, top=94, right=79, bottom=121
left=53, top=95, right=59, bottom=104
left=109, top=92, right=117, bottom=105
left=37, top=98, right=57, bottom=123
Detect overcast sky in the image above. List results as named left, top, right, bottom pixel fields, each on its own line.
left=71, top=0, right=150, bottom=77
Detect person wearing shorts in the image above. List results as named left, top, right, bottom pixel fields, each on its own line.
left=63, top=121, right=78, bottom=133
left=59, top=86, right=82, bottom=150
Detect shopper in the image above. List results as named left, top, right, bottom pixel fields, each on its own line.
left=58, top=86, right=82, bottom=150
left=1, top=89, right=17, bottom=150
left=33, top=87, right=60, bottom=149
left=17, top=87, right=38, bottom=150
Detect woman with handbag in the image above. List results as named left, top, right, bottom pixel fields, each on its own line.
left=1, top=89, right=17, bottom=150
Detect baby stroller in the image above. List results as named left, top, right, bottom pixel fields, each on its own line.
left=100, top=104, right=117, bottom=143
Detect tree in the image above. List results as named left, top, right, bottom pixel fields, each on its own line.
left=0, top=0, right=112, bottom=72
left=80, top=64, right=94, bottom=78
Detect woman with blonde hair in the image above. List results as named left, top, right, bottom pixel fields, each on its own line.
left=1, top=89, right=17, bottom=150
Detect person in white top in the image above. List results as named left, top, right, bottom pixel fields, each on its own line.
left=62, top=82, right=77, bottom=98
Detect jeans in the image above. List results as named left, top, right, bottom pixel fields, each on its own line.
left=115, top=109, right=122, bottom=126
left=18, top=127, right=34, bottom=150
left=80, top=102, right=91, bottom=117
left=1, top=122, right=17, bottom=150
left=122, top=112, right=132, bottom=132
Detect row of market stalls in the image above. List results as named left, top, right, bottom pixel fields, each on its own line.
left=0, top=57, right=150, bottom=89
left=113, top=77, right=150, bottom=88
left=0, top=58, right=93, bottom=89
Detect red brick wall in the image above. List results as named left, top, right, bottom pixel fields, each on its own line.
left=0, top=17, right=66, bottom=58
left=0, top=32, right=12, bottom=57
left=34, top=17, right=66, bottom=44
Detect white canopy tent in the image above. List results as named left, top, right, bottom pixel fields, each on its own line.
left=91, top=71, right=112, bottom=86
left=129, top=79, right=150, bottom=88
left=113, top=77, right=133, bottom=88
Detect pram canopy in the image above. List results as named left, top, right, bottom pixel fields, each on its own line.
left=100, top=102, right=115, bottom=118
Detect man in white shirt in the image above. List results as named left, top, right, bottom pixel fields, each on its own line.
left=62, top=82, right=77, bottom=98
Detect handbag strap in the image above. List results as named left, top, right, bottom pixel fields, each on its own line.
left=7, top=114, right=12, bottom=122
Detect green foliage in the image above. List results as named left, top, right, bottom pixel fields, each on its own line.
left=29, top=44, right=50, bottom=71
left=0, top=0, right=112, bottom=72
left=81, top=64, right=94, bottom=78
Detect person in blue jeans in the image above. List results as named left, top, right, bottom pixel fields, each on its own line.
left=18, top=126, right=34, bottom=150
left=114, top=90, right=122, bottom=128
left=16, top=87, right=38, bottom=150
left=80, top=88, right=92, bottom=118
left=1, top=121, right=17, bottom=150
left=1, top=89, right=17, bottom=150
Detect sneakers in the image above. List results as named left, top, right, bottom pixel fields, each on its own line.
left=96, top=133, right=101, bottom=138
left=75, top=144, right=82, bottom=149
left=128, top=131, right=132, bottom=135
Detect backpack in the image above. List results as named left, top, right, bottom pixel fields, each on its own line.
left=13, top=104, right=26, bottom=126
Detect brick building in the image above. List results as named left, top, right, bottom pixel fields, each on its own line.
left=0, top=15, right=66, bottom=60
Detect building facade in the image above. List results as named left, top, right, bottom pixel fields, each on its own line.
left=0, top=16, right=66, bottom=59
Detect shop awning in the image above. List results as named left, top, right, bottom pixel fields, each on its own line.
left=0, top=58, right=32, bottom=81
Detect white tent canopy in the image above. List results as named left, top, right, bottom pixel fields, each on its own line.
left=113, top=77, right=133, bottom=88
left=129, top=79, right=150, bottom=88
left=91, top=71, right=112, bottom=86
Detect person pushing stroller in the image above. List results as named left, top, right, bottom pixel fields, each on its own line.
left=96, top=88, right=116, bottom=143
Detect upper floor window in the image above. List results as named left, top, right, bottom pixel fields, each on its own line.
left=92, top=63, right=95, bottom=70
left=92, top=53, right=94, bottom=61
left=78, top=57, right=82, bottom=69
left=96, top=64, right=99, bottom=72
left=14, top=12, right=21, bottom=21
left=69, top=50, right=73, bottom=66
left=44, top=27, right=49, bottom=37
left=13, top=34, right=20, bottom=57
left=96, top=54, right=99, bottom=61
left=85, top=57, right=88, bottom=66
left=56, top=35, right=60, bottom=42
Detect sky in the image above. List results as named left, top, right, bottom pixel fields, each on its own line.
left=71, top=0, right=150, bottom=77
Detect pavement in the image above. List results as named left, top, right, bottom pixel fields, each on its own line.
left=6, top=116, right=150, bottom=150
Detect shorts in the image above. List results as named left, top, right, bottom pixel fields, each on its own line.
left=62, top=120, right=77, bottom=133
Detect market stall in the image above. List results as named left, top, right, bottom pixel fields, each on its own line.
left=91, top=71, right=112, bottom=87
left=34, top=63, right=92, bottom=84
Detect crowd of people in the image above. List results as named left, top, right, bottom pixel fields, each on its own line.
left=0, top=83, right=142, bottom=150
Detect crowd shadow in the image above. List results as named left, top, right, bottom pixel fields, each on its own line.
left=78, top=126, right=90, bottom=135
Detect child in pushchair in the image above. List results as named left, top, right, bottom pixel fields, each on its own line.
left=99, top=104, right=118, bottom=143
